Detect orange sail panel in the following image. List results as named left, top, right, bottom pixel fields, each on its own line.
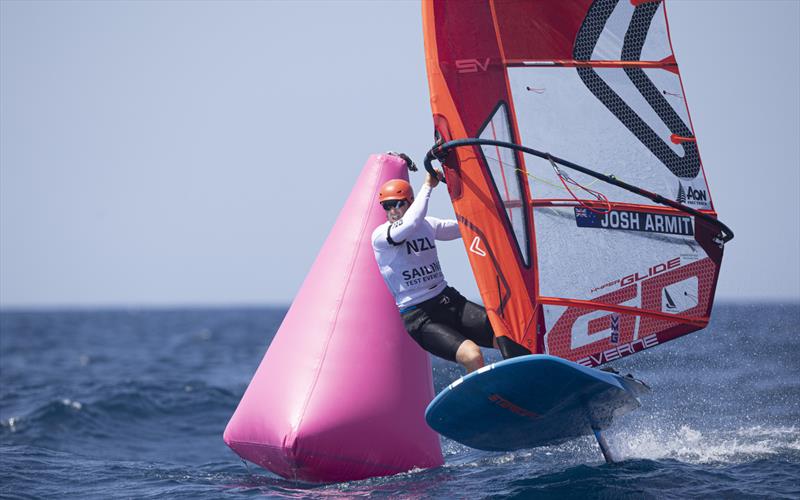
left=422, top=0, right=724, bottom=366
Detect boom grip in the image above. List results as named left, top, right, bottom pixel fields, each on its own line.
left=423, top=148, right=448, bottom=185
left=425, top=138, right=734, bottom=244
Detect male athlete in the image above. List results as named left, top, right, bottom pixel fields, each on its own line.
left=372, top=167, right=498, bottom=373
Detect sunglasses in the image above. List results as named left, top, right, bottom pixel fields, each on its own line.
left=381, top=200, right=407, bottom=210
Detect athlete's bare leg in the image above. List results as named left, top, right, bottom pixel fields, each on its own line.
left=456, top=340, right=485, bottom=373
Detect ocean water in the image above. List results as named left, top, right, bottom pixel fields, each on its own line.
left=1, top=302, right=798, bottom=499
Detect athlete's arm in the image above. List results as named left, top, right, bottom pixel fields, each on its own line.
left=428, top=217, right=461, bottom=241
left=372, top=225, right=391, bottom=251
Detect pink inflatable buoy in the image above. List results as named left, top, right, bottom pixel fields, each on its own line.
left=224, top=154, right=444, bottom=482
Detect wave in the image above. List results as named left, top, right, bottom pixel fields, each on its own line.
left=0, top=444, right=260, bottom=499
left=1, top=380, right=240, bottom=441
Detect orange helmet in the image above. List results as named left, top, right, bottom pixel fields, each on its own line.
left=378, top=179, right=414, bottom=204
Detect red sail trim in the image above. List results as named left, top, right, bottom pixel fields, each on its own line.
left=488, top=0, right=541, bottom=343
left=489, top=0, right=538, bottom=283
left=489, top=0, right=593, bottom=61
left=537, top=296, right=709, bottom=327
left=487, top=0, right=508, bottom=62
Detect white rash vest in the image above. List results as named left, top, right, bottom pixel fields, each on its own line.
left=372, top=183, right=461, bottom=309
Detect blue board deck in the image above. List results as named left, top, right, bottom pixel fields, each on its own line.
left=425, top=355, right=649, bottom=451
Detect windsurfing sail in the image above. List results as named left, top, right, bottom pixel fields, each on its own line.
left=421, top=0, right=733, bottom=366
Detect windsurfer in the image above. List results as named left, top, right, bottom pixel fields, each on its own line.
left=372, top=163, right=498, bottom=373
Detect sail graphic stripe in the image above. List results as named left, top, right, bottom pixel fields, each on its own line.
left=537, top=297, right=708, bottom=327
left=574, top=0, right=701, bottom=179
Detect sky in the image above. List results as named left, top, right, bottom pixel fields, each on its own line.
left=1, top=0, right=798, bottom=308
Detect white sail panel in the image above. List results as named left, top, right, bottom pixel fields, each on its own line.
left=585, top=0, right=671, bottom=63
left=533, top=205, right=704, bottom=301
left=508, top=67, right=711, bottom=210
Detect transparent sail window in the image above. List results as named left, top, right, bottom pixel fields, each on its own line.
left=478, top=104, right=530, bottom=267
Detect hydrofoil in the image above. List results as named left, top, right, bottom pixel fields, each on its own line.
left=424, top=355, right=649, bottom=463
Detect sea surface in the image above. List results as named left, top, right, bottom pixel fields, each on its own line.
left=1, top=302, right=798, bottom=499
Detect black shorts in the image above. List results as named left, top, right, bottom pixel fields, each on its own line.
left=400, top=286, right=495, bottom=362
